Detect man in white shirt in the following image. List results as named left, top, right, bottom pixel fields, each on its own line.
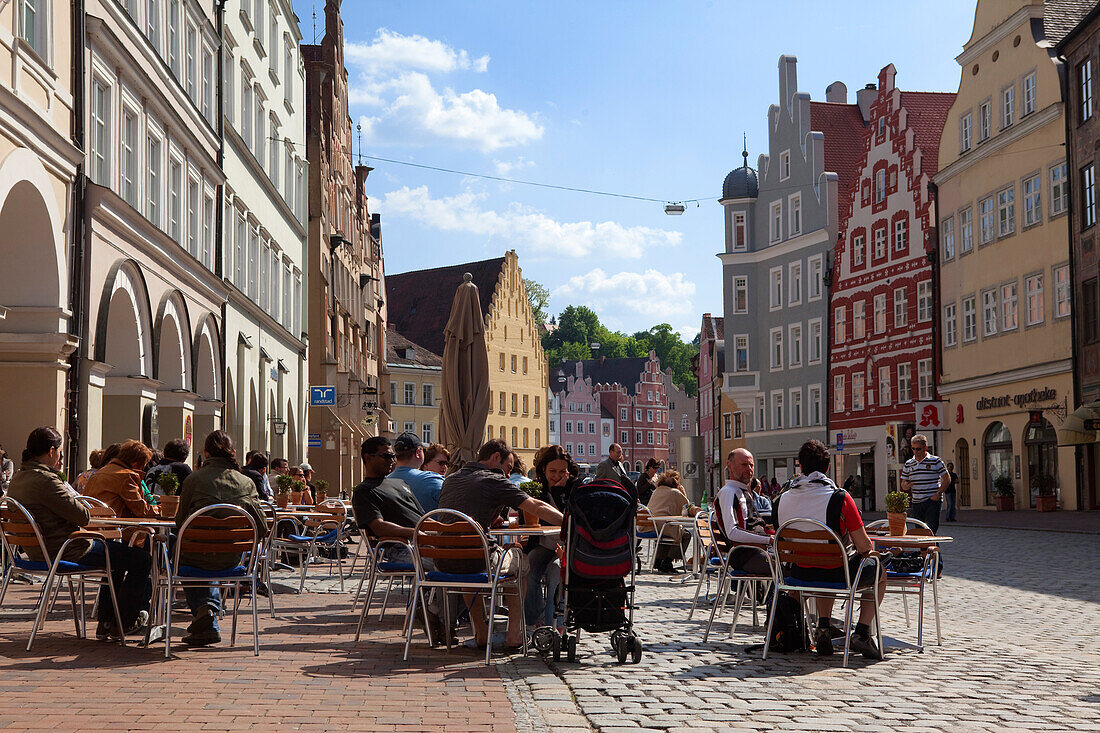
left=715, top=448, right=771, bottom=576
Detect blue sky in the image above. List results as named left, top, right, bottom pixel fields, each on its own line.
left=290, top=0, right=978, bottom=340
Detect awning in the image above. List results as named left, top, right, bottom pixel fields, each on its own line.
left=1057, top=400, right=1100, bottom=446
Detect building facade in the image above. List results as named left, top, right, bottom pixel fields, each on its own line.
left=222, top=0, right=309, bottom=464
left=663, top=367, right=697, bottom=475
left=387, top=252, right=548, bottom=466
left=829, top=65, right=954, bottom=509
left=720, top=55, right=865, bottom=484
left=386, top=329, right=441, bottom=446
left=0, top=0, right=82, bottom=464
left=696, top=313, right=726, bottom=492
left=304, top=0, right=389, bottom=493
left=935, top=0, right=1085, bottom=511
left=549, top=361, right=602, bottom=469
left=1058, top=5, right=1100, bottom=511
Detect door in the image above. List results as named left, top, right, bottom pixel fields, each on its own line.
left=956, top=439, right=971, bottom=507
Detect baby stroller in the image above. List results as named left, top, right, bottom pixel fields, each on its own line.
left=554, top=478, right=642, bottom=664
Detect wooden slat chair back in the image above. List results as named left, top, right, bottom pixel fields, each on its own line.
left=76, top=497, right=124, bottom=541
left=177, top=513, right=257, bottom=556
left=0, top=501, right=46, bottom=560
left=774, top=527, right=847, bottom=570
left=415, top=518, right=489, bottom=563
left=635, top=505, right=656, bottom=534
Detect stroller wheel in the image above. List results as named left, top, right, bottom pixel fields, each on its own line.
left=532, top=627, right=556, bottom=654
left=630, top=636, right=643, bottom=664
left=609, top=630, right=623, bottom=657
left=566, top=635, right=577, bottom=663
left=615, top=635, right=629, bottom=664
left=551, top=633, right=562, bottom=662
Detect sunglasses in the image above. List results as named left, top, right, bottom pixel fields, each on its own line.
left=372, top=452, right=397, bottom=461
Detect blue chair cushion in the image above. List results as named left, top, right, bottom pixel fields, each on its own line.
left=175, top=565, right=250, bottom=578
left=783, top=576, right=848, bottom=590
left=377, top=561, right=414, bottom=573
left=637, top=531, right=658, bottom=539
left=425, top=570, right=510, bottom=584
left=13, top=557, right=93, bottom=573
left=709, top=557, right=723, bottom=566
left=286, top=529, right=339, bottom=544
left=887, top=570, right=932, bottom=579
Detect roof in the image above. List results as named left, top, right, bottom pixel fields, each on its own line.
left=1045, top=0, right=1097, bottom=45
left=385, top=257, right=505, bottom=357
left=386, top=328, right=442, bottom=368
left=722, top=166, right=758, bottom=199
left=555, top=357, right=650, bottom=397
left=899, top=91, right=956, bottom=180
left=700, top=314, right=724, bottom=342
left=810, top=101, right=868, bottom=227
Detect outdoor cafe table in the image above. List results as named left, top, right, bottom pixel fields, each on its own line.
left=489, top=525, right=561, bottom=542
left=86, top=516, right=177, bottom=646
left=868, top=534, right=954, bottom=548
left=648, top=515, right=704, bottom=580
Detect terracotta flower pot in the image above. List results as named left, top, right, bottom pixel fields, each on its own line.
left=290, top=491, right=302, bottom=505
left=886, top=512, right=908, bottom=537
left=1035, top=495, right=1056, bottom=512
left=316, top=492, right=327, bottom=506
left=159, top=495, right=180, bottom=518
left=995, top=495, right=1015, bottom=511
left=275, top=493, right=290, bottom=509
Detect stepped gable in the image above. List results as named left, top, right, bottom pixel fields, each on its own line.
left=810, top=101, right=868, bottom=230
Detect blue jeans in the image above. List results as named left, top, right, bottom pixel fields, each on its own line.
left=524, top=546, right=560, bottom=627
left=78, top=539, right=152, bottom=627
left=183, top=584, right=221, bottom=630
left=908, top=498, right=942, bottom=535
left=944, top=493, right=957, bottom=521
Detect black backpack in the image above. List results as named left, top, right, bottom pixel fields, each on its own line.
left=767, top=591, right=806, bottom=652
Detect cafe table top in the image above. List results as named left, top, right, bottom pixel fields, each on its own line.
left=86, top=517, right=177, bottom=530
left=868, top=533, right=953, bottom=546
left=488, top=526, right=561, bottom=537
left=648, top=515, right=703, bottom=525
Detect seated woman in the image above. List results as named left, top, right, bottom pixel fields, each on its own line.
left=524, top=445, right=577, bottom=630
left=85, top=440, right=161, bottom=521
left=646, top=471, right=698, bottom=573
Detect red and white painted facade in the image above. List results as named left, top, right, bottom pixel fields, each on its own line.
left=555, top=363, right=602, bottom=466
left=829, top=65, right=954, bottom=507
left=594, top=353, right=670, bottom=472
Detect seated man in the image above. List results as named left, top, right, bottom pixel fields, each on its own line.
left=241, top=451, right=272, bottom=501
left=714, top=449, right=772, bottom=577
left=437, top=439, right=563, bottom=648
left=773, top=440, right=885, bottom=659
left=386, top=432, right=444, bottom=513
left=145, top=438, right=193, bottom=494
left=7, top=427, right=152, bottom=640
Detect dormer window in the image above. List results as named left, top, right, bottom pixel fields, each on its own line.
left=779, top=150, right=790, bottom=181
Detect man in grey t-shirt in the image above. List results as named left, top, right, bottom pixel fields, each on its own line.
left=900, top=433, right=949, bottom=534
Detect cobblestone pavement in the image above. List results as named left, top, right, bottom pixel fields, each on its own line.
left=547, top=525, right=1100, bottom=732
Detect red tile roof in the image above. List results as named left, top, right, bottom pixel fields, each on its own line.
left=899, top=91, right=956, bottom=180
left=386, top=328, right=442, bottom=367
left=810, top=102, right=867, bottom=229
left=385, top=257, right=506, bottom=358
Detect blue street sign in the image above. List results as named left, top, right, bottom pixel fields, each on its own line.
left=307, top=433, right=322, bottom=447
left=836, top=432, right=844, bottom=451
left=310, top=386, right=336, bottom=406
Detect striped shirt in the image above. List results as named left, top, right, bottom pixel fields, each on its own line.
left=901, top=454, right=948, bottom=501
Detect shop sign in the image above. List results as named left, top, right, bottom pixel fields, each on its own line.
left=975, top=388, right=1057, bottom=411
left=915, top=402, right=948, bottom=430
left=835, top=432, right=843, bottom=451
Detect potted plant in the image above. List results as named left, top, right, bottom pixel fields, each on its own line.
left=274, top=474, right=296, bottom=509
left=519, top=480, right=545, bottom=526
left=885, top=490, right=910, bottom=536
left=993, top=475, right=1015, bottom=511
left=157, top=472, right=181, bottom=517
left=1031, top=473, right=1057, bottom=512
left=296, top=479, right=313, bottom=506
left=314, top=478, right=329, bottom=505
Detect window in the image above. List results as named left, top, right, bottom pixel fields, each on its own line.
left=284, top=41, right=294, bottom=106
left=897, top=363, right=912, bottom=403
left=788, top=261, right=802, bottom=305
left=944, top=303, right=958, bottom=347
left=852, top=373, right=864, bottom=411
left=917, top=281, right=932, bottom=322
left=959, top=207, right=974, bottom=253
left=635, top=431, right=642, bottom=444
left=1001, top=282, right=1018, bottom=331
left=809, top=319, right=822, bottom=363
left=1085, top=279, right=1099, bottom=343
left=771, top=392, right=784, bottom=430
left=254, top=101, right=265, bottom=165
left=874, top=227, right=886, bottom=258
left=879, top=366, right=892, bottom=406
left=960, top=112, right=972, bottom=152
left=224, top=54, right=235, bottom=126
left=635, top=408, right=642, bottom=421
left=202, top=192, right=214, bottom=269
left=770, top=328, right=784, bottom=370
left=756, top=395, right=765, bottom=431
left=874, top=168, right=886, bottom=204
left=646, top=431, right=654, bottom=445
left=808, top=255, right=823, bottom=300
left=510, top=354, right=517, bottom=373
left=979, top=196, right=996, bottom=244
left=809, top=386, right=822, bottom=425
left=1023, top=72, right=1037, bottom=115
left=535, top=397, right=541, bottom=416
left=853, top=301, right=866, bottom=340
left=979, top=100, right=991, bottom=141
left=733, top=212, right=747, bottom=251
left=1002, top=85, right=1014, bottom=129
left=234, top=212, right=245, bottom=286
left=941, top=216, right=955, bottom=261
left=422, top=423, right=433, bottom=444
left=833, top=375, right=845, bottom=413
left=258, top=240, right=269, bottom=310
left=982, top=289, right=998, bottom=336
left=247, top=226, right=258, bottom=299
left=852, top=234, right=865, bottom=266
left=734, top=335, right=749, bottom=372
left=790, top=389, right=803, bottom=427
left=404, top=382, right=415, bottom=405
left=269, top=14, right=279, bottom=72
left=185, top=23, right=197, bottom=99
left=963, top=296, right=977, bottom=342
left=998, top=187, right=1015, bottom=236
left=770, top=201, right=782, bottom=242
left=894, top=219, right=908, bottom=253
left=241, top=77, right=253, bottom=148
left=390, top=382, right=397, bottom=406
left=779, top=150, right=790, bottom=180
left=422, top=383, right=433, bottom=406
left=789, top=194, right=802, bottom=236
left=1026, top=274, right=1044, bottom=325
left=894, top=287, right=908, bottom=328
left=918, top=359, right=933, bottom=401
left=511, top=394, right=518, bottom=413
left=91, top=80, right=110, bottom=186
left=1082, top=163, right=1096, bottom=229
left=834, top=305, right=846, bottom=344
left=167, top=0, right=179, bottom=75
left=522, top=395, right=529, bottom=415
left=522, top=357, right=528, bottom=374
left=733, top=412, right=743, bottom=439
left=620, top=408, right=627, bottom=421
left=146, top=137, right=161, bottom=226
left=589, top=421, right=596, bottom=433
left=789, top=323, right=802, bottom=367
left=201, top=47, right=213, bottom=122
left=20, top=0, right=48, bottom=59
left=499, top=352, right=505, bottom=371
left=403, top=422, right=416, bottom=435
left=769, top=267, right=782, bottom=309
left=1055, top=265, right=1071, bottom=318
left=270, top=117, right=280, bottom=188
left=254, top=0, right=265, bottom=44
left=733, top=276, right=748, bottom=314
left=620, top=431, right=628, bottom=443
left=187, top=178, right=199, bottom=259
left=499, top=392, right=505, bottom=412
left=874, top=294, right=887, bottom=333
left=1024, top=175, right=1041, bottom=227
left=1081, top=60, right=1094, bottom=123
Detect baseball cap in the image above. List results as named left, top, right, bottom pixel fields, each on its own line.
left=394, top=432, right=424, bottom=451
left=299, top=462, right=312, bottom=471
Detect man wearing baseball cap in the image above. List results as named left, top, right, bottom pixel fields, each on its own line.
left=388, top=432, right=444, bottom=512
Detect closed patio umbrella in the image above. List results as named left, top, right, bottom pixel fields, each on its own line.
left=439, top=273, right=490, bottom=468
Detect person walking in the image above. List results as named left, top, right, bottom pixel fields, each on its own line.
left=944, top=462, right=959, bottom=522
left=900, top=433, right=949, bottom=534
left=595, top=443, right=634, bottom=495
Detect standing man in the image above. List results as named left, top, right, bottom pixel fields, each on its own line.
left=944, top=462, right=959, bottom=523
left=388, top=432, right=444, bottom=513
left=899, top=433, right=949, bottom=534
left=595, top=443, right=634, bottom=495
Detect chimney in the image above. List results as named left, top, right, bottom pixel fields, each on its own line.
left=856, top=83, right=877, bottom=123
left=825, top=81, right=847, bottom=104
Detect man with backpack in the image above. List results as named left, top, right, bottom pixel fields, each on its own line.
left=773, top=440, right=885, bottom=659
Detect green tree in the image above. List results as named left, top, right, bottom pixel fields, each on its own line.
left=524, top=279, right=550, bottom=325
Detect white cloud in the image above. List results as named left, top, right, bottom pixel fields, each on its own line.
left=346, top=29, right=489, bottom=75
left=493, top=157, right=534, bottom=176
left=552, top=269, right=697, bottom=319
left=380, top=186, right=682, bottom=259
